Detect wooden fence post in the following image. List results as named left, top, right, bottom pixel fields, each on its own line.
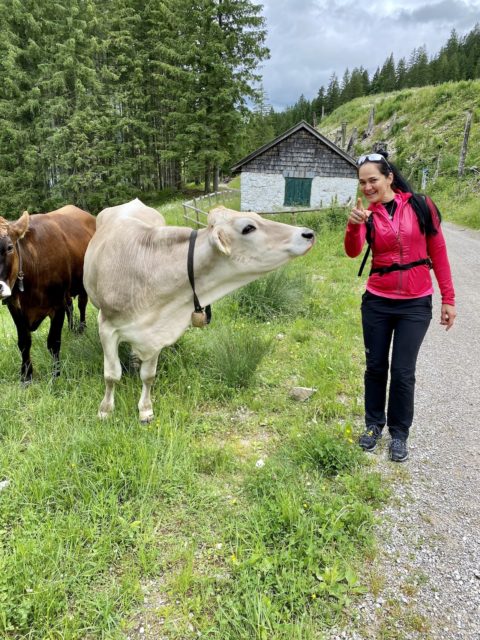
left=341, top=122, right=347, bottom=149
left=363, top=107, right=375, bottom=140
left=458, top=111, right=473, bottom=178
left=433, top=154, right=441, bottom=181
left=346, top=127, right=357, bottom=154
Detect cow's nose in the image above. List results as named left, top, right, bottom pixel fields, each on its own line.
left=301, top=231, right=315, bottom=241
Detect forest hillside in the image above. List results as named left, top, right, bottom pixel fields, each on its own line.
left=318, top=80, right=480, bottom=228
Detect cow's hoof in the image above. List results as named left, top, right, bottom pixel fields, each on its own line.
left=139, top=411, right=154, bottom=424
left=77, top=322, right=86, bottom=335
left=98, top=410, right=111, bottom=420
left=21, top=378, right=33, bottom=388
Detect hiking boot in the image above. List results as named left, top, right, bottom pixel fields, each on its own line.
left=389, top=438, right=408, bottom=462
left=358, top=424, right=383, bottom=452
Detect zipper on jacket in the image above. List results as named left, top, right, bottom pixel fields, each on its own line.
left=397, top=232, right=403, bottom=294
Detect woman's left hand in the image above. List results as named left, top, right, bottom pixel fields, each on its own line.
left=440, top=304, right=456, bottom=330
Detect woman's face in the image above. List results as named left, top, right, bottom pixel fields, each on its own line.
left=358, top=162, right=394, bottom=204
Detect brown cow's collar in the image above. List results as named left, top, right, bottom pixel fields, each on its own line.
left=1, top=239, right=24, bottom=304
left=16, top=240, right=25, bottom=292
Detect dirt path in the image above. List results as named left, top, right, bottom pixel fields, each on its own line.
left=330, top=222, right=480, bottom=640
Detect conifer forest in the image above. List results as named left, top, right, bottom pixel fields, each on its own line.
left=1, top=0, right=479, bottom=216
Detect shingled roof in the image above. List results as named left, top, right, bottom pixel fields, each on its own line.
left=231, top=120, right=357, bottom=173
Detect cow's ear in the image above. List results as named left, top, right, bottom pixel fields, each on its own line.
left=211, top=226, right=231, bottom=256
left=9, top=211, right=30, bottom=242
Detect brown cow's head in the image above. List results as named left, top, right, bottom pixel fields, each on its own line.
left=0, top=211, right=29, bottom=299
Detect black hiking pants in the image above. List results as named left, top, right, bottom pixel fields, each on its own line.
left=361, top=292, right=432, bottom=441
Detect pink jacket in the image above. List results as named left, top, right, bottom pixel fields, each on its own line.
left=344, top=191, right=455, bottom=305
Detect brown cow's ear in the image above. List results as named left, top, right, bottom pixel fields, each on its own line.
left=8, top=211, right=30, bottom=242
left=211, top=226, right=231, bottom=255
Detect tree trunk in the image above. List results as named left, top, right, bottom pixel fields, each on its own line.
left=204, top=164, right=211, bottom=194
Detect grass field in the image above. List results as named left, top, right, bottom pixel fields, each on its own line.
left=0, top=197, right=390, bottom=639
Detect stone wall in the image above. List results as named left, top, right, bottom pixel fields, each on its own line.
left=241, top=172, right=357, bottom=212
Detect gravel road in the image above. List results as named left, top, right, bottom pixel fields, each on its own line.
left=329, top=222, right=480, bottom=640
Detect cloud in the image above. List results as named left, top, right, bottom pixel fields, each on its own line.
left=259, top=0, right=480, bottom=110
left=397, top=0, right=480, bottom=25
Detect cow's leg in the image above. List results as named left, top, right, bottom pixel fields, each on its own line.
left=9, top=308, right=33, bottom=382
left=138, top=353, right=160, bottom=423
left=77, top=289, right=88, bottom=334
left=98, top=316, right=121, bottom=419
left=47, top=307, right=66, bottom=377
left=65, top=295, right=74, bottom=331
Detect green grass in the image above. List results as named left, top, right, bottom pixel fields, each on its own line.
left=0, top=199, right=388, bottom=639
left=232, top=267, right=312, bottom=322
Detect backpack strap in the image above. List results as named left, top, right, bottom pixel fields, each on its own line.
left=357, top=214, right=374, bottom=277
left=357, top=244, right=371, bottom=277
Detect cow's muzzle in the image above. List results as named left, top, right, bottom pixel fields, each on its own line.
left=0, top=281, right=12, bottom=299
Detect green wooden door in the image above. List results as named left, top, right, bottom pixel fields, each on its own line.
left=284, top=177, right=312, bottom=206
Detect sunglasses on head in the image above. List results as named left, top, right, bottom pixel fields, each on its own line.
left=357, top=153, right=392, bottom=171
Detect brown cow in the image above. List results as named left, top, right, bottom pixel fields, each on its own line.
left=0, top=206, right=96, bottom=381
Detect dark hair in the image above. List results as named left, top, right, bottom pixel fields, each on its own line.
left=359, top=150, right=440, bottom=236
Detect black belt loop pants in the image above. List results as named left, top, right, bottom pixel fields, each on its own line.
left=361, top=291, right=432, bottom=441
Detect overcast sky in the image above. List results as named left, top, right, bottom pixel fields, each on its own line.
left=259, top=0, right=480, bottom=110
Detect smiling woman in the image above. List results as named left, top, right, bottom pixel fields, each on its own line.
left=344, top=151, right=456, bottom=463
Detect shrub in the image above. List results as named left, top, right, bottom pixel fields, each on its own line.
left=201, top=324, right=272, bottom=389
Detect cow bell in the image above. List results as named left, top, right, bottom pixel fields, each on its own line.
left=191, top=310, right=208, bottom=328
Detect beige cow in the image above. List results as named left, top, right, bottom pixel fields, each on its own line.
left=83, top=198, right=315, bottom=421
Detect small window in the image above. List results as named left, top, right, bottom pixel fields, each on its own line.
left=284, top=177, right=312, bottom=207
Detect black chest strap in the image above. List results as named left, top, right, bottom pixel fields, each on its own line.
left=369, top=258, right=432, bottom=276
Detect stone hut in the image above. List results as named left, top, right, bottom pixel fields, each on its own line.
left=231, top=120, right=358, bottom=212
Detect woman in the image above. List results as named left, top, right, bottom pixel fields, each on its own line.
left=344, top=152, right=456, bottom=462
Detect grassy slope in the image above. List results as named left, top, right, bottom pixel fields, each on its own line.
left=0, top=198, right=398, bottom=639
left=320, top=80, right=480, bottom=229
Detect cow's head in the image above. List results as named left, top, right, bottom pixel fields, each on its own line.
left=0, top=211, right=29, bottom=299
left=207, top=206, right=315, bottom=274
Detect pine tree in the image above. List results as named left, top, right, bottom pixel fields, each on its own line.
left=312, top=86, right=326, bottom=121
left=378, top=54, right=396, bottom=92
left=348, top=67, right=368, bottom=99
left=396, top=57, right=408, bottom=89
left=340, top=68, right=352, bottom=102
left=369, top=67, right=381, bottom=94
left=326, top=73, right=340, bottom=112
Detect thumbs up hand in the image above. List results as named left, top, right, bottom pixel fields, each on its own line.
left=348, top=197, right=370, bottom=225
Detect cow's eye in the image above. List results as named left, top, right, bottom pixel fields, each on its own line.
left=7, top=244, right=14, bottom=253
left=242, top=224, right=256, bottom=235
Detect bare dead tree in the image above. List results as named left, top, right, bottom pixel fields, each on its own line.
left=362, top=107, right=375, bottom=140
left=458, top=111, right=473, bottom=178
